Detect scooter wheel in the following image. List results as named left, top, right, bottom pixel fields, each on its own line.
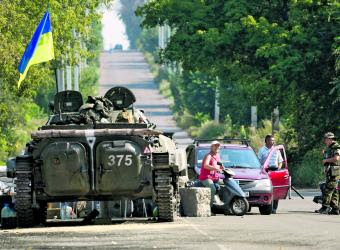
left=231, top=197, right=249, bottom=216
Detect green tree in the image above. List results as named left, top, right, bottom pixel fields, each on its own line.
left=176, top=70, right=217, bottom=118
left=0, top=0, right=111, bottom=163
left=119, top=0, right=145, bottom=49
left=137, top=0, right=340, bottom=155
left=137, top=27, right=158, bottom=54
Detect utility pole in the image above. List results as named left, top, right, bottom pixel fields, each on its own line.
left=158, top=25, right=171, bottom=49
left=158, top=26, right=164, bottom=49
left=271, top=106, right=280, bottom=134
left=74, top=65, right=79, bottom=91
left=214, top=85, right=220, bottom=123
left=66, top=64, right=72, bottom=90
left=251, top=106, right=257, bottom=128
left=56, top=67, right=65, bottom=92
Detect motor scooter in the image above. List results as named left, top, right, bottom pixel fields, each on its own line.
left=186, top=164, right=249, bottom=216
left=214, top=167, right=249, bottom=216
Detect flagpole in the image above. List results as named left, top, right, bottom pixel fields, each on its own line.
left=54, top=69, right=59, bottom=93
left=49, top=5, right=57, bottom=93
left=53, top=60, right=59, bottom=93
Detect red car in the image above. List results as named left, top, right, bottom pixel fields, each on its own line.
left=186, top=139, right=291, bottom=215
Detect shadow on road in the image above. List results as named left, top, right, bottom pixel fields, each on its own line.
left=42, top=217, right=155, bottom=228
left=283, top=210, right=317, bottom=214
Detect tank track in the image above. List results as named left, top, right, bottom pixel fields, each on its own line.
left=16, top=166, right=34, bottom=228
left=155, top=169, right=178, bottom=222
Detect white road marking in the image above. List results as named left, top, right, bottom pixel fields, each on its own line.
left=183, top=218, right=231, bottom=250
left=216, top=244, right=231, bottom=250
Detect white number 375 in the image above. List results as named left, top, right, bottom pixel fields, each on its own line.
left=108, top=154, right=133, bottom=167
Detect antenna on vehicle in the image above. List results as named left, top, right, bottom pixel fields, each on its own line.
left=58, top=99, right=62, bottom=121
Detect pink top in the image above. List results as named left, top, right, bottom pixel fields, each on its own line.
left=199, top=153, right=220, bottom=181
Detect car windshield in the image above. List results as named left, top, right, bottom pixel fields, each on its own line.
left=196, top=148, right=261, bottom=169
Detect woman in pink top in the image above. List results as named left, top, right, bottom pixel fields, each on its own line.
left=199, top=140, right=224, bottom=206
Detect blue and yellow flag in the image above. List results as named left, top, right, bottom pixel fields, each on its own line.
left=18, top=11, right=54, bottom=88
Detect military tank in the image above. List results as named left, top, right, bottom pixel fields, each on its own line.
left=9, top=86, right=187, bottom=227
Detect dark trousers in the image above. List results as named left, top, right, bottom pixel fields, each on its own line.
left=273, top=200, right=279, bottom=211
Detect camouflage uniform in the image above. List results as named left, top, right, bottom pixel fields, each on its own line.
left=79, top=96, right=112, bottom=124
left=321, top=134, right=340, bottom=213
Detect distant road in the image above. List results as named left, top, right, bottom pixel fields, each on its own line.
left=99, top=50, right=192, bottom=148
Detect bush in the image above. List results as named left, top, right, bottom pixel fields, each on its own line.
left=176, top=110, right=195, bottom=130
left=196, top=121, right=226, bottom=139
left=0, top=97, right=45, bottom=163
left=159, top=79, right=173, bottom=100
left=248, top=120, right=273, bottom=152
left=194, top=112, right=210, bottom=126
left=247, top=119, right=297, bottom=152
left=291, top=148, right=324, bottom=188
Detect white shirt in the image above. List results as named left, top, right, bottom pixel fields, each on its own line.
left=258, top=146, right=283, bottom=167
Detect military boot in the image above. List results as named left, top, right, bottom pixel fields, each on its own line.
left=316, top=206, right=331, bottom=214
left=329, top=207, right=339, bottom=215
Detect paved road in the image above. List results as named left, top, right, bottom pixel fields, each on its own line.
left=99, top=51, right=192, bottom=147
left=2, top=51, right=340, bottom=249
left=2, top=195, right=340, bottom=249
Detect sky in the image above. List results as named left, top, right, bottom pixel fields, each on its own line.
left=101, top=1, right=130, bottom=51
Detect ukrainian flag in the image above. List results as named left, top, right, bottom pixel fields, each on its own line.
left=18, top=11, right=54, bottom=88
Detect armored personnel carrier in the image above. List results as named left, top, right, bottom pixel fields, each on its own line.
left=9, top=86, right=187, bottom=227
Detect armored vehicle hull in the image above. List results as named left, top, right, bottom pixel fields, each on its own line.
left=12, top=87, right=187, bottom=227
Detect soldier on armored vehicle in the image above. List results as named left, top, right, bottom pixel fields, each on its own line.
left=9, top=86, right=187, bottom=227
left=47, top=87, right=153, bottom=126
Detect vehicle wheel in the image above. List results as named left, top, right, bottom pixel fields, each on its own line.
left=248, top=206, right=252, bottom=213
left=155, top=170, right=178, bottom=222
left=16, top=155, right=34, bottom=228
left=259, top=202, right=273, bottom=215
left=231, top=197, right=249, bottom=216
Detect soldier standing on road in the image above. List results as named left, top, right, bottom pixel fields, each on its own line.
left=316, top=132, right=340, bottom=215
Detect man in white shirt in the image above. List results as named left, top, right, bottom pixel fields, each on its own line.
left=258, top=134, right=283, bottom=214
left=258, top=135, right=283, bottom=168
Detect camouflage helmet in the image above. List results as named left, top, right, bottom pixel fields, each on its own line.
left=324, top=132, right=336, bottom=139
left=94, top=100, right=105, bottom=111
left=116, top=109, right=134, bottom=123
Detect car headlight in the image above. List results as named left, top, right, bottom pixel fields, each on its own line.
left=254, top=179, right=272, bottom=188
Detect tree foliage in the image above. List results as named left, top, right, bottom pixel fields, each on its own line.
left=0, top=1, right=110, bottom=163
left=137, top=0, right=340, bottom=155
left=119, top=0, right=145, bottom=49
left=137, top=27, right=158, bottom=54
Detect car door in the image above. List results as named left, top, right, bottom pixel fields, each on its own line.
left=264, top=145, right=290, bottom=200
